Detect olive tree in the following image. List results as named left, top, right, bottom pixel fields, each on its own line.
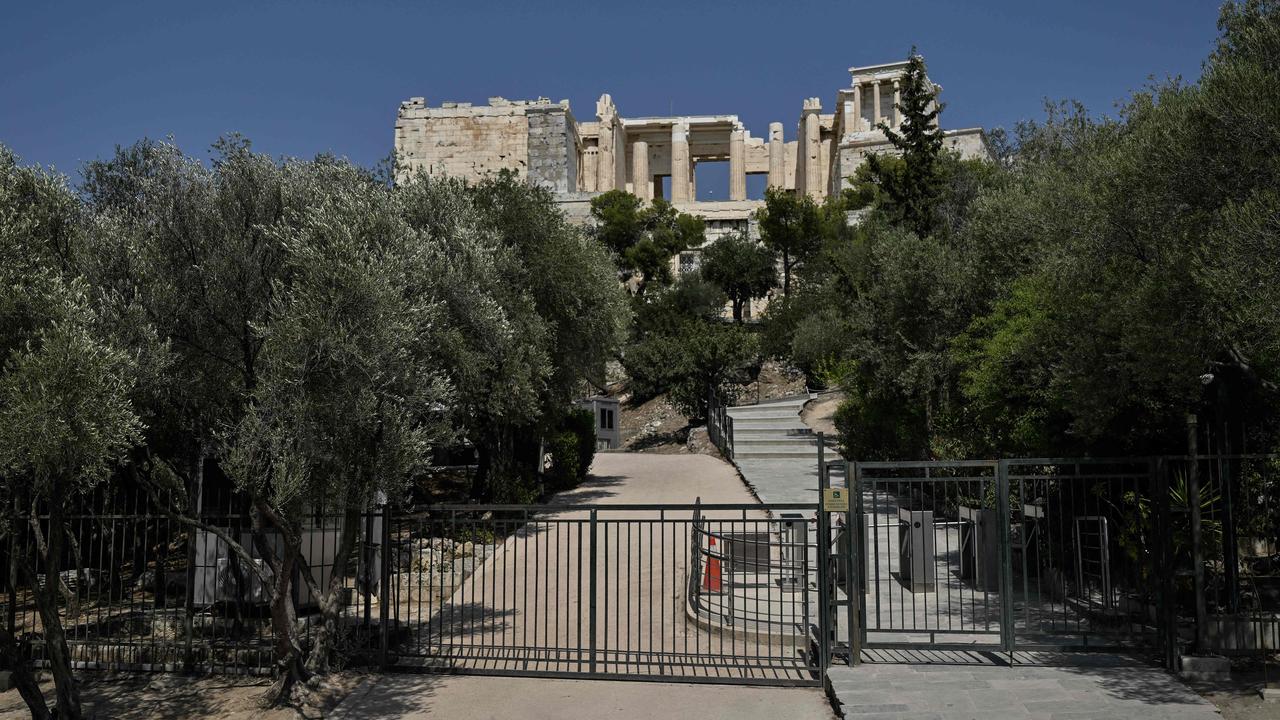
left=699, top=232, right=777, bottom=322
left=0, top=147, right=145, bottom=720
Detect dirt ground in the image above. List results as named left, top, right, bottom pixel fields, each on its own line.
left=1189, top=666, right=1280, bottom=720
left=0, top=671, right=366, bottom=720
left=615, top=360, right=809, bottom=454
left=800, top=390, right=844, bottom=437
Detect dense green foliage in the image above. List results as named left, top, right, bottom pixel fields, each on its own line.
left=588, top=190, right=705, bottom=295
left=588, top=189, right=761, bottom=421
left=756, top=187, right=821, bottom=296
left=772, top=4, right=1280, bottom=460
left=0, top=145, right=626, bottom=712
left=700, top=231, right=777, bottom=322
left=0, top=147, right=152, bottom=719
left=863, top=51, right=946, bottom=238
left=544, top=408, right=598, bottom=492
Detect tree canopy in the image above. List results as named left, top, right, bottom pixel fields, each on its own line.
left=588, top=190, right=705, bottom=295
left=767, top=3, right=1280, bottom=460
left=700, top=231, right=777, bottom=322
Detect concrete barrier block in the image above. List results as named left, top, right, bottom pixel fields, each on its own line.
left=1178, top=655, right=1230, bottom=682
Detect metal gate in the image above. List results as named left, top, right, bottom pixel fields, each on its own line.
left=847, top=459, right=1165, bottom=656
left=383, top=501, right=823, bottom=685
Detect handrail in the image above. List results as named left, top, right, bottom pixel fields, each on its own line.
left=706, top=384, right=735, bottom=460
left=406, top=501, right=819, bottom=513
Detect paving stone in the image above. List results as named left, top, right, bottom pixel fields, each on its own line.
left=825, top=655, right=1219, bottom=719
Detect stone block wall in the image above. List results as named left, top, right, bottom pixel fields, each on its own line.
left=526, top=107, right=579, bottom=193
left=395, top=97, right=584, bottom=193
left=395, top=101, right=529, bottom=183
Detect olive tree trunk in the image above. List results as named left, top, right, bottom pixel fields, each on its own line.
left=34, top=491, right=83, bottom=720
left=252, top=500, right=310, bottom=707
left=305, top=503, right=362, bottom=673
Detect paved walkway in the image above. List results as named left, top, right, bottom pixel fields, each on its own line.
left=826, top=652, right=1220, bottom=719
left=390, top=453, right=812, bottom=682
left=331, top=673, right=837, bottom=719
left=335, top=453, right=835, bottom=717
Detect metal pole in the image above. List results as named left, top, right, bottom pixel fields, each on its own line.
left=845, top=459, right=859, bottom=666
left=996, top=460, right=1015, bottom=658
left=1153, top=456, right=1177, bottom=669
left=1187, top=414, right=1208, bottom=654
left=182, top=460, right=202, bottom=673
left=364, top=510, right=374, bottom=630
left=815, top=433, right=832, bottom=670
left=6, top=496, right=16, bottom=653
left=588, top=509, right=598, bottom=674
left=379, top=502, right=392, bottom=669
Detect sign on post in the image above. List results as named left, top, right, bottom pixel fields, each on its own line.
left=823, top=488, right=849, bottom=512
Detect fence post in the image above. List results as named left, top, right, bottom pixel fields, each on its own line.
left=182, top=489, right=197, bottom=673
left=1153, top=456, right=1177, bottom=669
left=815, top=436, right=832, bottom=672
left=996, top=459, right=1015, bottom=657
left=1187, top=414, right=1207, bottom=654
left=6, top=510, right=16, bottom=651
left=588, top=509, right=598, bottom=675
left=845, top=459, right=860, bottom=666
left=379, top=502, right=392, bottom=669
left=1219, top=450, right=1239, bottom=614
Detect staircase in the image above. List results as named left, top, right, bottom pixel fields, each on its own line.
left=724, top=394, right=844, bottom=505
left=726, top=395, right=825, bottom=459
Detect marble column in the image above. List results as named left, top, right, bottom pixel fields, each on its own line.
left=670, top=122, right=691, bottom=203
left=582, top=147, right=599, bottom=192
left=597, top=124, right=615, bottom=191
left=631, top=140, right=650, bottom=201
left=852, top=84, right=862, bottom=132
left=767, top=122, right=784, bottom=188
left=729, top=128, right=746, bottom=200
left=873, top=80, right=882, bottom=127
left=893, top=80, right=901, bottom=128
left=804, top=109, right=821, bottom=199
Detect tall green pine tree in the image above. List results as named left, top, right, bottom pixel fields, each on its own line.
left=865, top=51, right=945, bottom=237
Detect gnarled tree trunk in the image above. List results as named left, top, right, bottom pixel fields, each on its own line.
left=253, top=500, right=310, bottom=707
left=0, top=621, right=50, bottom=720
left=36, top=489, right=83, bottom=720
left=305, top=501, right=362, bottom=674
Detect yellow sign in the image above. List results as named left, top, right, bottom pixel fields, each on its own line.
left=823, top=488, right=849, bottom=512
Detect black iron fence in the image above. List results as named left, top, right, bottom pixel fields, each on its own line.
left=384, top=501, right=818, bottom=684
left=2, top=492, right=824, bottom=685
left=4, top=452, right=1275, bottom=683
left=706, top=388, right=735, bottom=460
left=1, top=488, right=388, bottom=676
left=846, top=455, right=1280, bottom=669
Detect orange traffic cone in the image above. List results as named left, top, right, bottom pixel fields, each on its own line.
left=702, top=535, right=724, bottom=593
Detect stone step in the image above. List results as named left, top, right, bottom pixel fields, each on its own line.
left=727, top=425, right=814, bottom=438
left=734, top=446, right=831, bottom=459
left=752, top=393, right=813, bottom=405
left=726, top=410, right=807, bottom=421
left=737, top=438, right=824, bottom=448
left=727, top=407, right=803, bottom=417
left=728, top=418, right=809, bottom=429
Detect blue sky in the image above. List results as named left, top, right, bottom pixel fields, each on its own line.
left=2, top=0, right=1223, bottom=187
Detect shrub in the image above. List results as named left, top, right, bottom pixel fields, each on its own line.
left=622, top=331, right=687, bottom=403
left=544, top=408, right=597, bottom=492
left=666, top=321, right=760, bottom=420
left=632, top=273, right=726, bottom=340
left=623, top=320, right=759, bottom=419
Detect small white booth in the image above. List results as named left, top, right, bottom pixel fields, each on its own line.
left=578, top=396, right=621, bottom=450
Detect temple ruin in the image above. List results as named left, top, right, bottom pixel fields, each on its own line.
left=394, top=58, right=989, bottom=241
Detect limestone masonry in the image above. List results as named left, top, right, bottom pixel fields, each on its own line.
left=395, top=58, right=988, bottom=239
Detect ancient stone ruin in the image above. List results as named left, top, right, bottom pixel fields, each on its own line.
left=394, top=58, right=988, bottom=241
